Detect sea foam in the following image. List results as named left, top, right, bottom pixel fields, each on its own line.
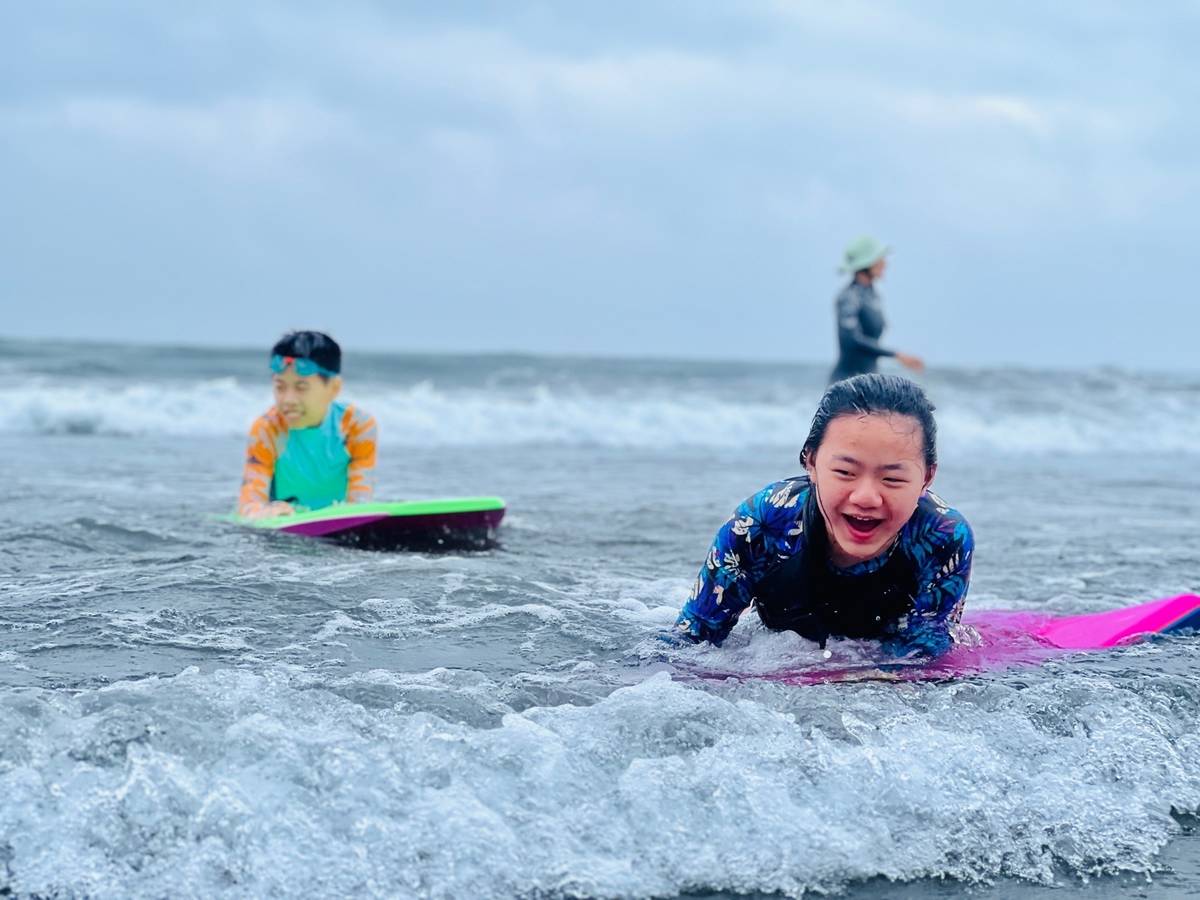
left=4, top=371, right=1199, bottom=454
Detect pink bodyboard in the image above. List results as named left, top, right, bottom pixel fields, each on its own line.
left=962, top=593, right=1200, bottom=650
left=692, top=594, right=1200, bottom=687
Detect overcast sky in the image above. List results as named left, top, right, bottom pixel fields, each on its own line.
left=3, top=2, right=1198, bottom=369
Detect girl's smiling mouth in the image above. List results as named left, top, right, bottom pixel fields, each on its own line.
left=843, top=513, right=885, bottom=540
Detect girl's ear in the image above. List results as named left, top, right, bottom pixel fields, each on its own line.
left=803, top=450, right=817, bottom=480
left=923, top=462, right=937, bottom=491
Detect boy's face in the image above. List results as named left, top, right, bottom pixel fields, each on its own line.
left=272, top=367, right=341, bottom=428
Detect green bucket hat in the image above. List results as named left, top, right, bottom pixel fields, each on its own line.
left=840, top=235, right=889, bottom=274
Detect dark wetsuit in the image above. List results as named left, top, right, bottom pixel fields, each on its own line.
left=674, top=476, right=974, bottom=657
left=829, top=280, right=894, bottom=384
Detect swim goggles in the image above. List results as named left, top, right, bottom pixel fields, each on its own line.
left=269, top=354, right=338, bottom=378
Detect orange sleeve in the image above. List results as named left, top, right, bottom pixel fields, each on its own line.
left=238, top=410, right=285, bottom=517
left=341, top=404, right=377, bottom=504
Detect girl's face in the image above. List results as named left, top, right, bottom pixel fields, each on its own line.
left=805, top=412, right=933, bottom=567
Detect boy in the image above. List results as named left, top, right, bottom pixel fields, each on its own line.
left=238, top=330, right=377, bottom=519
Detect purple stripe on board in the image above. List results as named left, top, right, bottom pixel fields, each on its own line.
left=278, top=514, right=391, bottom=537
left=278, top=508, right=506, bottom=538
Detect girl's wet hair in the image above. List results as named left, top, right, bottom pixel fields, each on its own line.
left=801, top=374, right=938, bottom=470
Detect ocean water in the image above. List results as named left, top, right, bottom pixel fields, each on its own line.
left=3, top=337, right=1200, bottom=899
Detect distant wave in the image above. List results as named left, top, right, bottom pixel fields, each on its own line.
left=0, top=378, right=804, bottom=447
left=3, top=375, right=1198, bottom=453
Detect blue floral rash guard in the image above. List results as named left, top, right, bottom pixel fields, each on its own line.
left=675, top=476, right=974, bottom=657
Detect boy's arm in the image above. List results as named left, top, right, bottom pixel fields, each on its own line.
left=238, top=414, right=283, bottom=518
left=342, top=406, right=378, bottom=503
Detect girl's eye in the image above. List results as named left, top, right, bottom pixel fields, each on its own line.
left=833, top=468, right=853, bottom=477
left=884, top=478, right=907, bottom=485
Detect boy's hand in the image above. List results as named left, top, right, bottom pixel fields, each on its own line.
left=246, top=501, right=295, bottom=520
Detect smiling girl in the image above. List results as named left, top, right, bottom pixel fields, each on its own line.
left=674, top=374, right=973, bottom=657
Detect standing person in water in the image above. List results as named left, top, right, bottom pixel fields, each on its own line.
left=674, top=374, right=973, bottom=657
left=830, top=236, right=924, bottom=384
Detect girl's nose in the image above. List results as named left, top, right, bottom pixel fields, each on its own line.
left=849, top=480, right=882, bottom=508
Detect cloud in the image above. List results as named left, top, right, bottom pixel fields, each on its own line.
left=896, top=92, right=1052, bottom=137
left=327, top=25, right=736, bottom=140
left=3, top=1, right=1198, bottom=365
left=761, top=0, right=961, bottom=47
left=3, top=93, right=357, bottom=176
